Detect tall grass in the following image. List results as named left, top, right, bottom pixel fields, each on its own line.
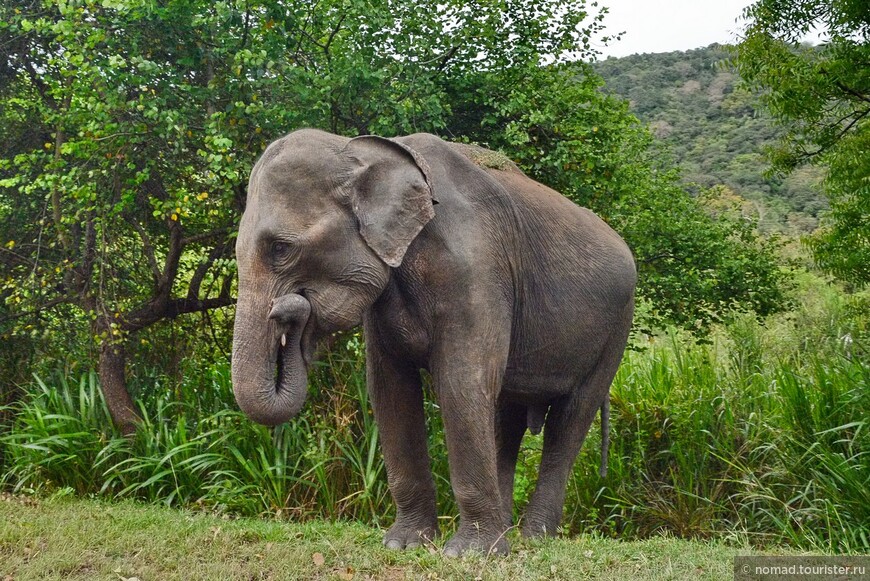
left=560, top=334, right=868, bottom=553
left=0, top=339, right=396, bottom=522
left=1, top=280, right=868, bottom=553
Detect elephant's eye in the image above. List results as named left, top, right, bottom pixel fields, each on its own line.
left=270, top=240, right=293, bottom=260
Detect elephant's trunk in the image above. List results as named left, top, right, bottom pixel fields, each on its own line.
left=232, top=293, right=311, bottom=426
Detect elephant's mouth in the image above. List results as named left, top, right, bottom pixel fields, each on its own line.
left=275, top=315, right=316, bottom=386
left=275, top=332, right=292, bottom=385
left=271, top=293, right=316, bottom=396
left=232, top=292, right=314, bottom=426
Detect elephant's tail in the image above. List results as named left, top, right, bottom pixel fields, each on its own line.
left=599, top=397, right=610, bottom=478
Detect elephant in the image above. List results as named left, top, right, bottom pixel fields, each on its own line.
left=231, top=129, right=636, bottom=556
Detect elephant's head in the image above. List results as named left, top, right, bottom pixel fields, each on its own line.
left=231, top=129, right=435, bottom=425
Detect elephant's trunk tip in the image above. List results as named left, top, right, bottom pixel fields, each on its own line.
left=232, top=292, right=313, bottom=427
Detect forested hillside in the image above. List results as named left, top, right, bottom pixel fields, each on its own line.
left=594, top=45, right=826, bottom=234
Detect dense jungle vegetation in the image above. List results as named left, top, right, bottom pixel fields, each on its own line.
left=1, top=0, right=867, bottom=558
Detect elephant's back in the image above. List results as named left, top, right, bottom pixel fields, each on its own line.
left=402, top=134, right=636, bottom=304
left=482, top=163, right=634, bottom=281
left=449, top=142, right=523, bottom=174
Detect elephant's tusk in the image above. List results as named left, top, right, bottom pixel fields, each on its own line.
left=281, top=333, right=287, bottom=347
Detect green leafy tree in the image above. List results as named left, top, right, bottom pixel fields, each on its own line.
left=1, top=0, right=274, bottom=430
left=1, top=0, right=791, bottom=433
left=732, top=0, right=870, bottom=285
left=0, top=0, right=612, bottom=430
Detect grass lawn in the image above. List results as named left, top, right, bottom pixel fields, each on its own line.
left=0, top=493, right=794, bottom=580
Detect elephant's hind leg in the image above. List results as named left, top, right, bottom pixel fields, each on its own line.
left=521, top=319, right=630, bottom=537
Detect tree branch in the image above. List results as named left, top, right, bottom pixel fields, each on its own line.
left=181, top=226, right=232, bottom=246
left=49, top=92, right=72, bottom=253
left=130, top=220, right=161, bottom=284
left=793, top=106, right=870, bottom=162
left=0, top=294, right=74, bottom=324
left=163, top=296, right=235, bottom=320
left=238, top=0, right=251, bottom=52
left=638, top=252, right=675, bottom=265
left=833, top=80, right=870, bottom=104
left=322, top=12, right=347, bottom=60
left=138, top=171, right=183, bottom=308
left=437, top=45, right=459, bottom=72
left=123, top=295, right=235, bottom=332
left=187, top=240, right=233, bottom=301
left=0, top=246, right=36, bottom=268
left=158, top=216, right=184, bottom=306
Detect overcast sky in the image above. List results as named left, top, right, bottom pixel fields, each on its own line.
left=592, top=0, right=753, bottom=58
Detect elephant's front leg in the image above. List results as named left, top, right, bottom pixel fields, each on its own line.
left=367, top=344, right=438, bottom=549
left=432, top=339, right=510, bottom=557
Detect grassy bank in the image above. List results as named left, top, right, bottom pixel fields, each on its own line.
left=0, top=494, right=782, bottom=580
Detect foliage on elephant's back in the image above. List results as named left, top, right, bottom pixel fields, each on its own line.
left=453, top=142, right=519, bottom=172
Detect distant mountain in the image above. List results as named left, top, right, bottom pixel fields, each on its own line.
left=593, top=44, right=825, bottom=233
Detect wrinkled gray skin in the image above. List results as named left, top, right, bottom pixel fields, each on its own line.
left=232, top=129, right=636, bottom=557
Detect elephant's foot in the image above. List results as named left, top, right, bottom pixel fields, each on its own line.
left=443, top=524, right=510, bottom=557
left=383, top=516, right=439, bottom=550
left=520, top=508, right=561, bottom=538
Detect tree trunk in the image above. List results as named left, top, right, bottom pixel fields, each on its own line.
left=98, top=338, right=139, bottom=436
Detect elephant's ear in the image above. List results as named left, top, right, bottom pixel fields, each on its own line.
left=345, top=135, right=437, bottom=268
